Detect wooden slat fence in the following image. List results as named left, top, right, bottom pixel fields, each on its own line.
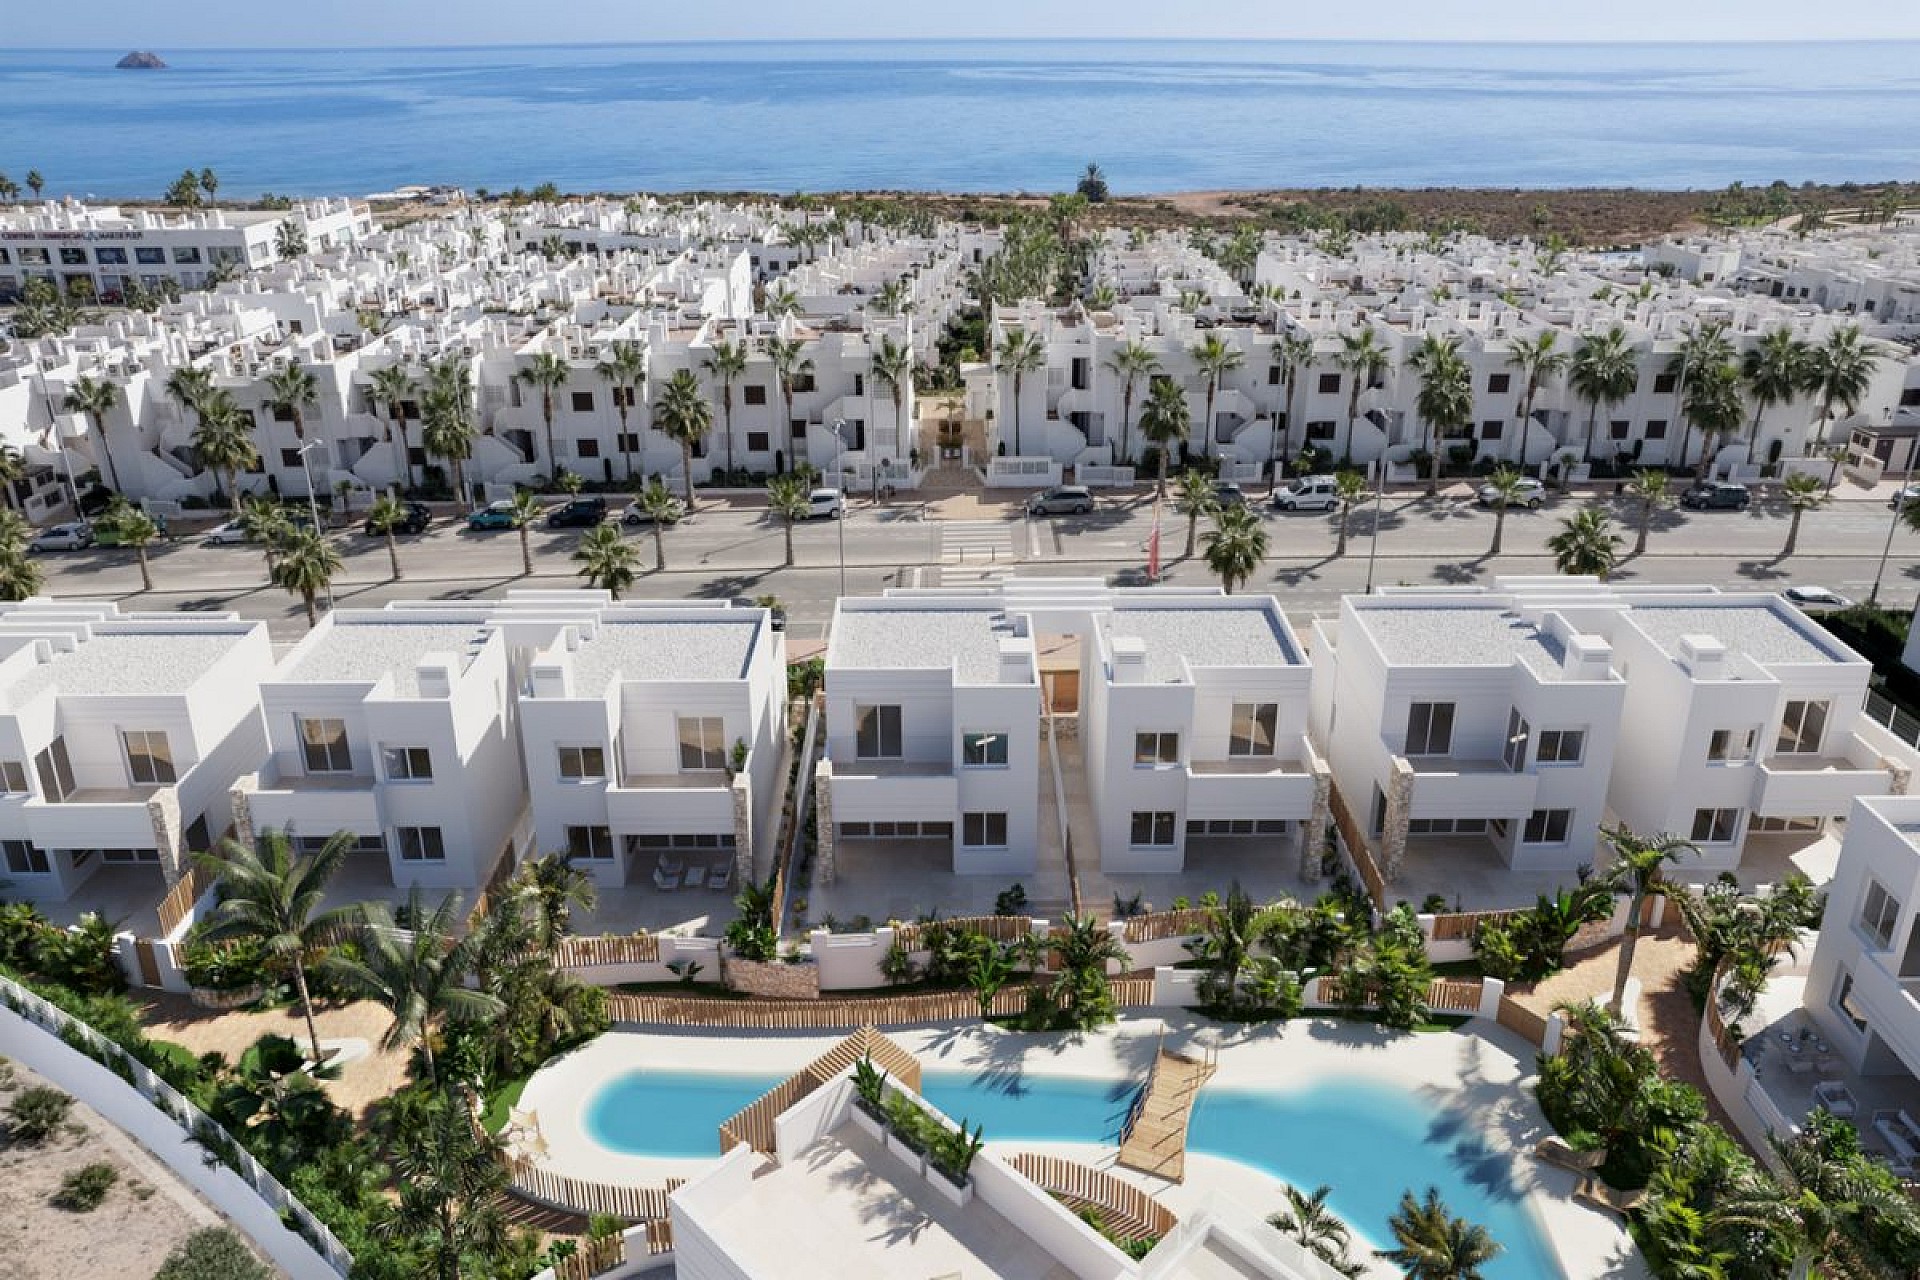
left=1122, top=909, right=1215, bottom=945
left=644, top=1217, right=675, bottom=1255
left=1428, top=908, right=1526, bottom=944
left=1496, top=994, right=1550, bottom=1049
left=554, top=1235, right=626, bottom=1280
left=609, top=974, right=1156, bottom=1032
left=1426, top=979, right=1485, bottom=1014
left=155, top=863, right=212, bottom=937
left=503, top=1156, right=683, bottom=1221
left=719, top=1026, right=925, bottom=1155
left=552, top=934, right=661, bottom=967
left=892, top=914, right=1038, bottom=951
left=1327, top=784, right=1387, bottom=909
left=1702, top=960, right=1743, bottom=1071
left=1008, top=1153, right=1176, bottom=1244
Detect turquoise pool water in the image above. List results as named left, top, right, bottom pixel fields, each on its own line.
left=582, top=1067, right=1561, bottom=1278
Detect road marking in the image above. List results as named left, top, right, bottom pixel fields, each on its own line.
left=940, top=521, right=1016, bottom=565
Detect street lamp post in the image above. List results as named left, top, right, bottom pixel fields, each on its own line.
left=36, top=377, right=83, bottom=517
left=296, top=440, right=334, bottom=610
left=1363, top=465, right=1385, bottom=594
left=1869, top=461, right=1916, bottom=607
left=833, top=418, right=849, bottom=599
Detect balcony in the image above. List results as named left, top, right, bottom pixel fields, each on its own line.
left=823, top=758, right=957, bottom=818
left=1400, top=754, right=1539, bottom=819
left=1184, top=757, right=1316, bottom=819
left=606, top=772, right=734, bottom=831
left=248, top=773, right=383, bottom=833
left=23, top=788, right=164, bottom=851
left=1855, top=953, right=1920, bottom=1085
left=1754, top=739, right=1893, bottom=816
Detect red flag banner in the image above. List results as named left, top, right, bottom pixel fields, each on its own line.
left=1147, top=497, right=1162, bottom=581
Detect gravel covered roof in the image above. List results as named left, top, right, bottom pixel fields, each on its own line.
left=12, top=630, right=248, bottom=700
left=1626, top=604, right=1848, bottom=668
left=570, top=617, right=759, bottom=692
left=1354, top=605, right=1569, bottom=677
left=1104, top=604, right=1300, bottom=682
left=828, top=608, right=1014, bottom=683
left=280, top=622, right=482, bottom=696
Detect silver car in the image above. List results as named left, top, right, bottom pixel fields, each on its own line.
left=29, top=521, right=93, bottom=552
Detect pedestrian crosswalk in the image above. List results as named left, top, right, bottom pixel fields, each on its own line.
left=938, top=520, right=1016, bottom=565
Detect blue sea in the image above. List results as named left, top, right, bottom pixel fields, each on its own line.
left=2, top=40, right=1917, bottom=199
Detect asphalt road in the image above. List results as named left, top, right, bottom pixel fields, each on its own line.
left=27, top=490, right=1920, bottom=646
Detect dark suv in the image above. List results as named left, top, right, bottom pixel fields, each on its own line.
left=1680, top=482, right=1751, bottom=511
left=365, top=500, right=432, bottom=537
left=545, top=497, right=609, bottom=528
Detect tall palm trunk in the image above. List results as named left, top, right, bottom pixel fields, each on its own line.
left=390, top=408, right=408, bottom=487
left=1490, top=505, right=1507, bottom=556
left=651, top=526, right=665, bottom=571
left=1783, top=508, right=1805, bottom=558
left=1011, top=373, right=1024, bottom=455
left=617, top=401, right=635, bottom=480
left=1202, top=381, right=1217, bottom=459
left=541, top=394, right=557, bottom=475
left=301, top=590, right=318, bottom=628
left=1610, top=886, right=1651, bottom=1015
left=1515, top=381, right=1537, bottom=464
left=679, top=443, right=696, bottom=508
left=1745, top=402, right=1765, bottom=464
left=1336, top=508, right=1351, bottom=557
left=135, top=544, right=152, bottom=592
left=721, top=393, right=736, bottom=475
left=1344, top=385, right=1362, bottom=462
left=292, top=961, right=324, bottom=1063
left=1120, top=383, right=1135, bottom=466
left=781, top=386, right=797, bottom=471
left=92, top=413, right=122, bottom=491
left=1635, top=506, right=1653, bottom=556
left=517, top=526, right=532, bottom=577
left=226, top=466, right=242, bottom=512
left=385, top=529, right=401, bottom=580
left=783, top=520, right=794, bottom=567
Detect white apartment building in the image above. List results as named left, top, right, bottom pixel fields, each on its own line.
left=0, top=199, right=371, bottom=302
left=0, top=601, right=272, bottom=906
left=512, top=600, right=786, bottom=891
left=237, top=608, right=525, bottom=894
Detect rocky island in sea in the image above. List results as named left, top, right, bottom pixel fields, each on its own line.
left=115, top=51, right=166, bottom=69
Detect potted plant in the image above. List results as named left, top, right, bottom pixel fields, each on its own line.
left=882, top=1090, right=927, bottom=1174
left=925, top=1119, right=983, bottom=1207
left=848, top=1056, right=887, bottom=1140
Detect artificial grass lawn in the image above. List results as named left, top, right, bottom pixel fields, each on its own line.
left=481, top=1074, right=531, bottom=1134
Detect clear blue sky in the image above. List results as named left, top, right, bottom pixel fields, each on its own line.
left=13, top=0, right=1919, bottom=46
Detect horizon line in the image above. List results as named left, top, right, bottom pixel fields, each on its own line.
left=9, top=35, right=1920, bottom=52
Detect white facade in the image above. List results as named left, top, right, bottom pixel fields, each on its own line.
left=0, top=600, right=272, bottom=902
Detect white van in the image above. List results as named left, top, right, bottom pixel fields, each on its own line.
left=1270, top=475, right=1340, bottom=512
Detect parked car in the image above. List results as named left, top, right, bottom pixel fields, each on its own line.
left=1784, top=585, right=1853, bottom=611
left=805, top=488, right=845, bottom=520
left=622, top=497, right=686, bottom=526
left=1680, top=481, right=1751, bottom=511
left=1025, top=485, right=1095, bottom=516
left=1211, top=482, right=1248, bottom=509
left=1890, top=484, right=1920, bottom=510
left=1270, top=475, right=1339, bottom=512
left=29, top=522, right=93, bottom=552
left=1476, top=476, right=1547, bottom=509
left=204, top=518, right=251, bottom=545
left=93, top=512, right=168, bottom=546
left=466, top=499, right=523, bottom=530
left=544, top=497, right=609, bottom=529
left=365, top=501, right=431, bottom=537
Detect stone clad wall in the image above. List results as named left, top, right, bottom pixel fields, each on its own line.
left=724, top=957, right=821, bottom=999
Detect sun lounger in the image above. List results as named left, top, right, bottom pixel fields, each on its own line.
left=682, top=864, right=707, bottom=890
left=1873, top=1110, right=1920, bottom=1164
left=1534, top=1135, right=1606, bottom=1173
left=708, top=860, right=734, bottom=892
left=1811, top=1081, right=1856, bottom=1118
left=652, top=864, right=680, bottom=891
left=1574, top=1176, right=1646, bottom=1219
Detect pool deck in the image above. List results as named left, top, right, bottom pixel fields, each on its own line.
left=515, top=1014, right=1649, bottom=1280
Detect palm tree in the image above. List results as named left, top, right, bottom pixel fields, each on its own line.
left=1137, top=378, right=1190, bottom=496
left=995, top=329, right=1047, bottom=457
left=1480, top=466, right=1527, bottom=556
left=1679, top=361, right=1746, bottom=480
left=271, top=527, right=341, bottom=627
left=1504, top=330, right=1568, bottom=463
left=516, top=351, right=572, bottom=478
left=1175, top=468, right=1216, bottom=558
left=0, top=173, right=19, bottom=201
left=0, top=511, right=42, bottom=603
left=765, top=284, right=801, bottom=318
left=62, top=375, right=122, bottom=491
left=511, top=854, right=598, bottom=955
left=1047, top=915, right=1129, bottom=1029
left=1711, top=1126, right=1920, bottom=1280
left=507, top=490, right=543, bottom=576
left=365, top=493, right=408, bottom=580
left=239, top=497, right=292, bottom=579
left=1268, top=1184, right=1363, bottom=1279
left=700, top=338, right=750, bottom=476
left=25, top=170, right=43, bottom=198
left=1105, top=341, right=1160, bottom=467
left=767, top=336, right=814, bottom=471
left=378, top=1093, right=511, bottom=1280
left=366, top=363, right=418, bottom=490
left=96, top=498, right=159, bottom=591
left=1569, top=326, right=1638, bottom=462
left=196, top=830, right=359, bottom=1063
left=420, top=384, right=474, bottom=504
left=653, top=368, right=712, bottom=509
left=322, top=889, right=501, bottom=1085
left=1202, top=504, right=1267, bottom=594
left=1189, top=333, right=1244, bottom=459
left=633, top=478, right=679, bottom=570
left=1625, top=468, right=1671, bottom=557
left=0, top=443, right=24, bottom=513
left=1740, top=328, right=1814, bottom=464
left=869, top=335, right=913, bottom=473
left=592, top=340, right=647, bottom=482
left=1808, top=324, right=1884, bottom=446
left=871, top=278, right=909, bottom=317
left=766, top=473, right=810, bottom=567
left=1333, top=469, right=1369, bottom=558
left=1335, top=328, right=1390, bottom=462
left=1548, top=508, right=1623, bottom=580
left=1602, top=824, right=1695, bottom=1016
left=1777, top=471, right=1829, bottom=559
left=1663, top=321, right=1736, bottom=469
left=165, top=364, right=216, bottom=481
left=263, top=364, right=318, bottom=443
left=1270, top=332, right=1315, bottom=483
left=189, top=389, right=257, bottom=512
left=1409, top=333, right=1473, bottom=495
left=1378, top=1187, right=1502, bottom=1280
left=573, top=523, right=638, bottom=599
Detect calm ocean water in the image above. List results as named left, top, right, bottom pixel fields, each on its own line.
left=2, top=40, right=1916, bottom=199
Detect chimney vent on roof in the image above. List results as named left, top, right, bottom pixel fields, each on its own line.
left=1677, top=634, right=1728, bottom=681
left=1111, top=636, right=1148, bottom=684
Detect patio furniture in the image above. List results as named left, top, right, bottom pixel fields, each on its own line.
left=1816, top=1056, right=1840, bottom=1076
left=1573, top=1176, right=1646, bottom=1220
left=708, top=860, right=734, bottom=891
left=1872, top=1109, right=1920, bottom=1164
left=682, top=865, right=707, bottom=890
left=652, top=864, right=680, bottom=892
left=1534, top=1135, right=1607, bottom=1173
left=1811, top=1081, right=1857, bottom=1118
left=1787, top=1055, right=1816, bottom=1075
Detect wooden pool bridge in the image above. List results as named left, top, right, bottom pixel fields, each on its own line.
left=1116, top=1043, right=1217, bottom=1183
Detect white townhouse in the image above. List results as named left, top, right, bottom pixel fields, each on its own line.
left=237, top=608, right=525, bottom=895
left=511, top=600, right=786, bottom=891
left=1803, top=796, right=1920, bottom=1100
left=0, top=601, right=272, bottom=905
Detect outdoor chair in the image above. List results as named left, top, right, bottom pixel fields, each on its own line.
left=652, top=864, right=680, bottom=892
left=708, top=860, right=734, bottom=892
left=1534, top=1135, right=1606, bottom=1173
left=1574, top=1176, right=1646, bottom=1219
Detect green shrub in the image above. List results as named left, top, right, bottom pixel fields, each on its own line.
left=31, top=913, right=123, bottom=994
left=0, top=901, right=49, bottom=967
left=6, top=1085, right=73, bottom=1142
left=153, top=1228, right=273, bottom=1280
left=53, top=1161, right=117, bottom=1210
left=180, top=934, right=268, bottom=992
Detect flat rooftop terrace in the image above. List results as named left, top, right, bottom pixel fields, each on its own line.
left=8, top=629, right=253, bottom=701
left=1626, top=604, right=1850, bottom=668
left=828, top=607, right=1025, bottom=684
left=1103, top=603, right=1300, bottom=681
left=1349, top=604, right=1569, bottom=678
left=568, top=617, right=760, bottom=692
left=278, top=621, right=482, bottom=695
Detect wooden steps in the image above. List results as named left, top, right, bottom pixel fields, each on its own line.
left=1115, top=1047, right=1216, bottom=1183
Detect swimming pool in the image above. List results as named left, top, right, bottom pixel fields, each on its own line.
left=581, top=1067, right=1561, bottom=1278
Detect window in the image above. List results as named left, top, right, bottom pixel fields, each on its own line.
left=1653, top=372, right=1677, bottom=394
left=1305, top=420, right=1336, bottom=441
left=854, top=705, right=902, bottom=759
left=1833, top=971, right=1868, bottom=1033
left=1134, top=731, right=1180, bottom=767
left=743, top=385, right=767, bottom=406
left=279, top=447, right=303, bottom=468
left=1860, top=880, right=1902, bottom=950
left=1903, top=388, right=1920, bottom=408
left=566, top=825, right=616, bottom=860
left=1317, top=373, right=1341, bottom=394
left=395, top=826, right=446, bottom=862
left=677, top=717, right=727, bottom=771
left=1707, top=727, right=1757, bottom=763
left=962, top=812, right=1008, bottom=847
left=381, top=745, right=433, bottom=781
left=1228, top=703, right=1278, bottom=757
left=172, top=246, right=202, bottom=264
left=59, top=247, right=88, bottom=266
left=1522, top=809, right=1573, bottom=845
left=33, top=738, right=74, bottom=801
left=100, top=847, right=159, bottom=865
left=576, top=438, right=600, bottom=458
left=1, top=840, right=48, bottom=875
left=555, top=391, right=586, bottom=413
left=1267, top=364, right=1283, bottom=385
left=1691, top=807, right=1741, bottom=844
left=617, top=432, right=641, bottom=454
left=298, top=718, right=352, bottom=773
left=121, top=730, right=176, bottom=785
left=1130, top=811, right=1178, bottom=847
left=791, top=371, right=816, bottom=393
left=1404, top=702, right=1455, bottom=756
left=1609, top=419, right=1630, bottom=440
left=962, top=732, right=1008, bottom=767
left=1503, top=708, right=1531, bottom=772
left=18, top=248, right=50, bottom=266
left=1480, top=420, right=1504, bottom=440
left=852, top=374, right=864, bottom=396
left=0, top=761, right=25, bottom=794
left=1487, top=372, right=1511, bottom=394
left=746, top=431, right=770, bottom=452
left=557, top=744, right=607, bottom=781
left=1644, top=419, right=1668, bottom=440
left=95, top=247, right=127, bottom=265
left=1529, top=728, right=1583, bottom=765
left=1776, top=700, right=1829, bottom=755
